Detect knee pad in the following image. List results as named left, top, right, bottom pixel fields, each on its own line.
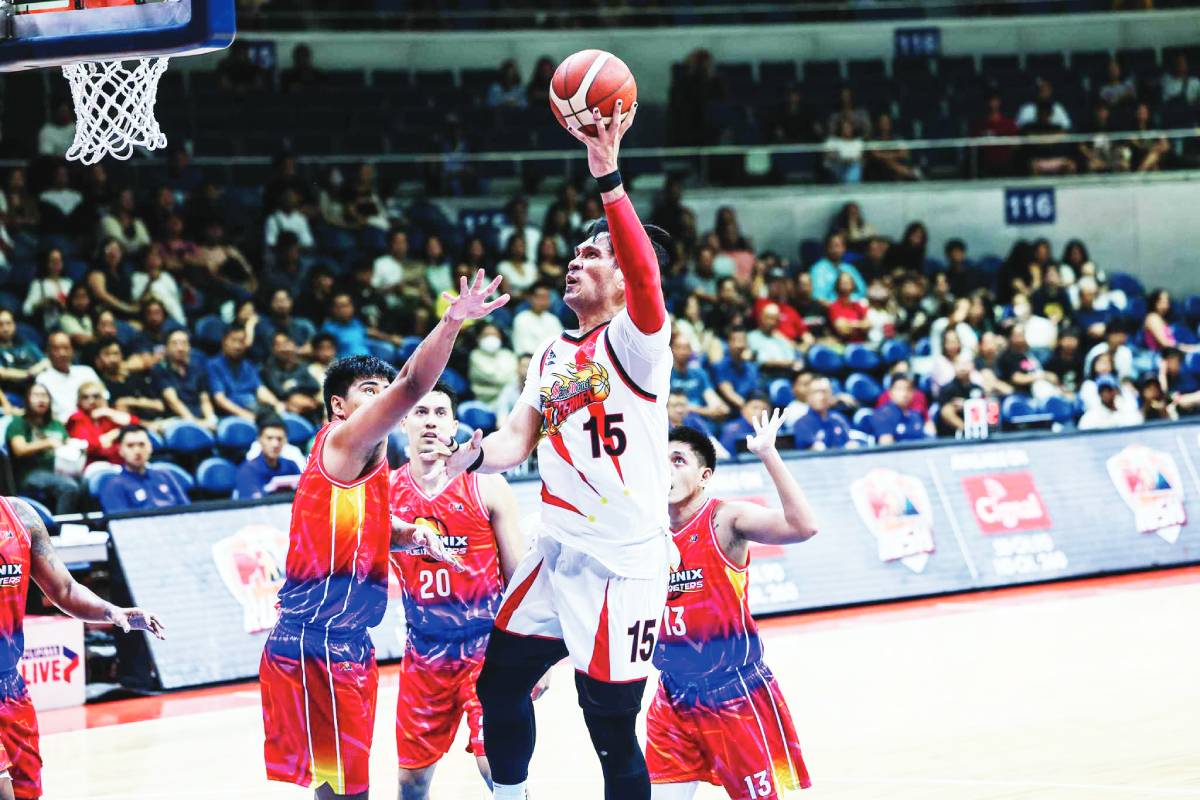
left=575, top=671, right=647, bottom=717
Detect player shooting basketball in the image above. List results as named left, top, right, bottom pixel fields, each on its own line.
left=0, top=496, right=163, bottom=800
left=443, top=99, right=674, bottom=800
left=259, top=271, right=507, bottom=800
left=648, top=413, right=817, bottom=800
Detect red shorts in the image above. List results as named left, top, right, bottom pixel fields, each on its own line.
left=259, top=623, right=378, bottom=796
left=395, top=635, right=488, bottom=769
left=647, top=661, right=811, bottom=799
left=0, top=673, right=41, bottom=800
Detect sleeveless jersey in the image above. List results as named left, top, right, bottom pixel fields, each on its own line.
left=518, top=309, right=672, bottom=579
left=0, top=497, right=31, bottom=674
left=388, top=466, right=505, bottom=644
left=654, top=498, right=763, bottom=681
left=276, top=423, right=391, bottom=631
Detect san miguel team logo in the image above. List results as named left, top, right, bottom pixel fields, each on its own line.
left=1106, top=444, right=1186, bottom=543
left=540, top=360, right=610, bottom=436
left=212, top=524, right=289, bottom=634
left=850, top=468, right=936, bottom=573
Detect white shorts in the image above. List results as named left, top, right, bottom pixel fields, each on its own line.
left=495, top=534, right=669, bottom=683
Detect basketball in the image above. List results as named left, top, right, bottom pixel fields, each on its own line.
left=548, top=49, right=636, bottom=136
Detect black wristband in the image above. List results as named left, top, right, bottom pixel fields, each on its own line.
left=466, top=448, right=485, bottom=473
left=595, top=169, right=622, bottom=193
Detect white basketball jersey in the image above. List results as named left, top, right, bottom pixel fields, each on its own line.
left=518, top=309, right=672, bottom=578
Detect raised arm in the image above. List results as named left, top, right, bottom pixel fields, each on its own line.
left=444, top=403, right=541, bottom=479
left=481, top=472, right=526, bottom=583
left=14, top=498, right=164, bottom=637
left=327, top=270, right=508, bottom=460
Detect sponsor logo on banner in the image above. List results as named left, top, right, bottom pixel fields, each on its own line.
left=850, top=468, right=936, bottom=573
left=19, top=643, right=80, bottom=686
left=212, top=524, right=290, bottom=634
left=961, top=472, right=1052, bottom=534
left=1106, top=444, right=1186, bottom=543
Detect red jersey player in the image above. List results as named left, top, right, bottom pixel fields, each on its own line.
left=388, top=385, right=532, bottom=799
left=648, top=412, right=819, bottom=800
left=0, top=496, right=163, bottom=800
left=444, top=101, right=673, bottom=800
left=259, top=271, right=507, bottom=800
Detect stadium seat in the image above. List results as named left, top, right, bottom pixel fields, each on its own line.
left=759, top=60, right=798, bottom=86
left=1107, top=272, right=1145, bottom=298
left=194, top=315, right=228, bottom=355
left=805, top=345, right=843, bottom=376
left=1184, top=296, right=1200, bottom=328
left=1183, top=351, right=1200, bottom=376
left=844, top=344, right=883, bottom=373
left=164, top=420, right=216, bottom=456
left=15, top=322, right=44, bottom=351
left=150, top=462, right=195, bottom=492
left=1172, top=324, right=1199, bottom=346
left=440, top=367, right=469, bottom=397
left=1040, top=395, right=1076, bottom=425
left=852, top=408, right=875, bottom=434
left=457, top=401, right=498, bottom=433
left=881, top=339, right=911, bottom=364
left=913, top=337, right=932, bottom=357
left=366, top=338, right=397, bottom=364
left=217, top=417, right=257, bottom=457
left=281, top=413, right=317, bottom=448
left=16, top=496, right=55, bottom=532
left=846, top=373, right=883, bottom=406
left=85, top=463, right=121, bottom=496
left=1001, top=394, right=1037, bottom=422
left=397, top=336, right=422, bottom=363
left=196, top=457, right=238, bottom=498
left=769, top=378, right=794, bottom=408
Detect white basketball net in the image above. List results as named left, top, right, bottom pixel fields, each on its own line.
left=61, top=57, right=170, bottom=165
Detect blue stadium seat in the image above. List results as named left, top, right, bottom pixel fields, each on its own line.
left=366, top=338, right=397, bottom=364
left=440, top=367, right=468, bottom=397
left=281, top=413, right=317, bottom=448
left=1120, top=296, right=1147, bottom=324
left=913, top=337, right=932, bottom=357
left=1184, top=351, right=1200, bottom=375
left=458, top=401, right=497, bottom=433
left=16, top=496, right=55, bottom=532
left=799, top=239, right=822, bottom=267
left=805, top=345, right=843, bottom=376
left=881, top=339, right=911, bottom=365
left=217, top=417, right=257, bottom=457
left=16, top=322, right=44, bottom=350
left=844, top=344, right=882, bottom=374
left=852, top=408, right=875, bottom=434
left=769, top=378, right=794, bottom=408
left=1172, top=324, right=1199, bottom=346
left=163, top=420, right=216, bottom=456
left=846, top=373, right=883, bottom=406
left=1001, top=394, right=1037, bottom=422
left=196, top=457, right=238, bottom=497
left=146, top=429, right=166, bottom=453
left=194, top=315, right=228, bottom=355
left=1040, top=395, right=1076, bottom=425
left=150, top=462, right=195, bottom=492
left=1108, top=272, right=1145, bottom=298
left=397, top=336, right=422, bottom=363
left=85, top=463, right=121, bottom=496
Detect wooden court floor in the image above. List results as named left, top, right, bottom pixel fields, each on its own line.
left=37, top=568, right=1200, bottom=799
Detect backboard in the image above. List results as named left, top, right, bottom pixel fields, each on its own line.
left=0, top=0, right=235, bottom=72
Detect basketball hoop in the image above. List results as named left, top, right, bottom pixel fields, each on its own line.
left=61, top=56, right=170, bottom=165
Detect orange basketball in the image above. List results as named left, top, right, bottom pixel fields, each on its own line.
left=549, top=49, right=637, bottom=136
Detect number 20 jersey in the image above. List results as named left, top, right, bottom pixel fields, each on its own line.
left=518, top=309, right=672, bottom=579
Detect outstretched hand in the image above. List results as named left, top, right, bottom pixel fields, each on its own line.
left=439, top=429, right=484, bottom=482
left=391, top=518, right=466, bottom=573
left=745, top=407, right=786, bottom=458
left=108, top=607, right=165, bottom=640
left=564, top=99, right=639, bottom=178
left=443, top=269, right=510, bottom=323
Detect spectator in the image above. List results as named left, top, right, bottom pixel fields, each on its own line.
left=675, top=293, right=722, bottom=364
left=1022, top=101, right=1077, bottom=176
left=5, top=382, right=81, bottom=514
left=940, top=239, right=976, bottom=298
left=1158, top=347, right=1200, bottom=415
left=93, top=336, right=164, bottom=420
left=827, top=86, right=872, bottom=138
left=670, top=333, right=728, bottom=420
left=1161, top=53, right=1200, bottom=106
left=1030, top=264, right=1073, bottom=325
left=809, top=232, right=866, bottom=304
left=683, top=246, right=719, bottom=303
left=1071, top=276, right=1109, bottom=344
left=264, top=289, right=316, bottom=353
left=307, top=333, right=338, bottom=387
left=712, top=207, right=754, bottom=284
left=208, top=326, right=283, bottom=421
left=263, top=187, right=314, bottom=251
left=1078, top=374, right=1143, bottom=429
left=0, top=308, right=48, bottom=399
left=996, top=240, right=1038, bottom=306
left=828, top=272, right=870, bottom=344
left=128, top=299, right=181, bottom=358
left=525, top=56, right=555, bottom=108
left=155, top=212, right=204, bottom=284
left=864, top=283, right=897, bottom=344
left=23, top=248, right=72, bottom=330
left=512, top=284, right=563, bottom=357
left=1060, top=239, right=1092, bottom=287
left=753, top=268, right=811, bottom=345
left=1127, top=102, right=1170, bottom=173
left=372, top=230, right=429, bottom=308
left=66, top=380, right=137, bottom=465
left=770, top=86, right=822, bottom=144
left=344, top=262, right=389, bottom=338
left=421, top=235, right=455, bottom=298
left=498, top=197, right=541, bottom=262
left=791, top=273, right=828, bottom=339
left=497, top=233, right=539, bottom=298
left=39, top=164, right=84, bottom=235
left=865, top=113, right=920, bottom=181
left=650, top=175, right=692, bottom=243
left=997, top=325, right=1057, bottom=399
left=294, top=264, right=336, bottom=326
left=1142, top=288, right=1184, bottom=352
left=1098, top=57, right=1138, bottom=109
left=281, top=43, right=324, bottom=94
left=824, top=119, right=865, bottom=184
left=929, top=327, right=967, bottom=394
left=885, top=222, right=928, bottom=274
left=130, top=248, right=186, bottom=326
left=487, top=59, right=528, bottom=108
left=971, top=91, right=1019, bottom=177
left=144, top=185, right=179, bottom=240
left=747, top=303, right=800, bottom=377
left=495, top=353, right=531, bottom=425
left=263, top=154, right=310, bottom=216
left=86, top=238, right=139, bottom=318
left=216, top=39, right=267, bottom=93
left=1079, top=104, right=1127, bottom=173
left=1016, top=80, right=1073, bottom=130
left=535, top=236, right=566, bottom=286
left=156, top=330, right=217, bottom=429
left=321, top=293, right=371, bottom=356
left=1044, top=329, right=1085, bottom=395
left=871, top=375, right=927, bottom=444
left=782, top=371, right=815, bottom=425
left=1084, top=323, right=1135, bottom=381
left=5, top=168, right=39, bottom=235
left=36, top=332, right=102, bottom=422
left=38, top=101, right=75, bottom=158
left=194, top=219, right=258, bottom=311
left=1137, top=374, right=1175, bottom=422
left=234, top=416, right=303, bottom=500
left=1008, top=293, right=1057, bottom=351
left=99, top=188, right=152, bottom=256
left=792, top=377, right=851, bottom=451
left=829, top=202, right=878, bottom=252
left=99, top=425, right=191, bottom=513
left=666, top=391, right=728, bottom=460
left=261, top=330, right=321, bottom=418
left=718, top=394, right=770, bottom=455
left=468, top=323, right=517, bottom=405
left=712, top=329, right=761, bottom=412
left=936, top=355, right=989, bottom=437
left=58, top=284, right=96, bottom=350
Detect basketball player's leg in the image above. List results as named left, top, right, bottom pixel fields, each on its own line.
left=0, top=674, right=42, bottom=800
left=0, top=775, right=13, bottom=800
left=394, top=647, right=469, bottom=800
left=645, top=680, right=708, bottom=800
left=578, top=674, right=652, bottom=800
left=397, top=764, right=435, bottom=800
left=315, top=784, right=368, bottom=800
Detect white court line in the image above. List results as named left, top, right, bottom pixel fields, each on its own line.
left=1174, top=434, right=1200, bottom=495
left=819, top=776, right=1200, bottom=796
left=925, top=458, right=979, bottom=579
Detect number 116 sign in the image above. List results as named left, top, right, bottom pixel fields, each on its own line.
left=1004, top=187, right=1056, bottom=225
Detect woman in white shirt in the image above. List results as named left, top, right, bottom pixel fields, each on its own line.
left=421, top=235, right=454, bottom=297
left=23, top=247, right=72, bottom=329
left=467, top=324, right=518, bottom=405
left=824, top=119, right=865, bottom=184
left=129, top=248, right=186, bottom=325
left=497, top=233, right=538, bottom=297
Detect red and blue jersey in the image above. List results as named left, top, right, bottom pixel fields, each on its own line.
left=389, top=466, right=504, bottom=657
left=0, top=497, right=31, bottom=678
left=654, top=498, right=763, bottom=690
left=276, top=423, right=392, bottom=633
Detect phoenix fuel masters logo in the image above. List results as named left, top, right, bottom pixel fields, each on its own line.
left=667, top=565, right=705, bottom=601
left=1107, top=444, right=1186, bottom=543
left=850, top=468, right=936, bottom=573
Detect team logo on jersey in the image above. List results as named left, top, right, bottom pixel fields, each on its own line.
left=212, top=524, right=289, bottom=634
left=668, top=563, right=705, bottom=600
left=409, top=517, right=469, bottom=562
left=1107, top=444, right=1186, bottom=543
left=0, top=562, right=22, bottom=587
left=850, top=468, right=936, bottom=573
left=540, top=360, right=611, bottom=436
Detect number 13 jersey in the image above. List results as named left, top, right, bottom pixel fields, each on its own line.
left=519, top=309, right=672, bottom=579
